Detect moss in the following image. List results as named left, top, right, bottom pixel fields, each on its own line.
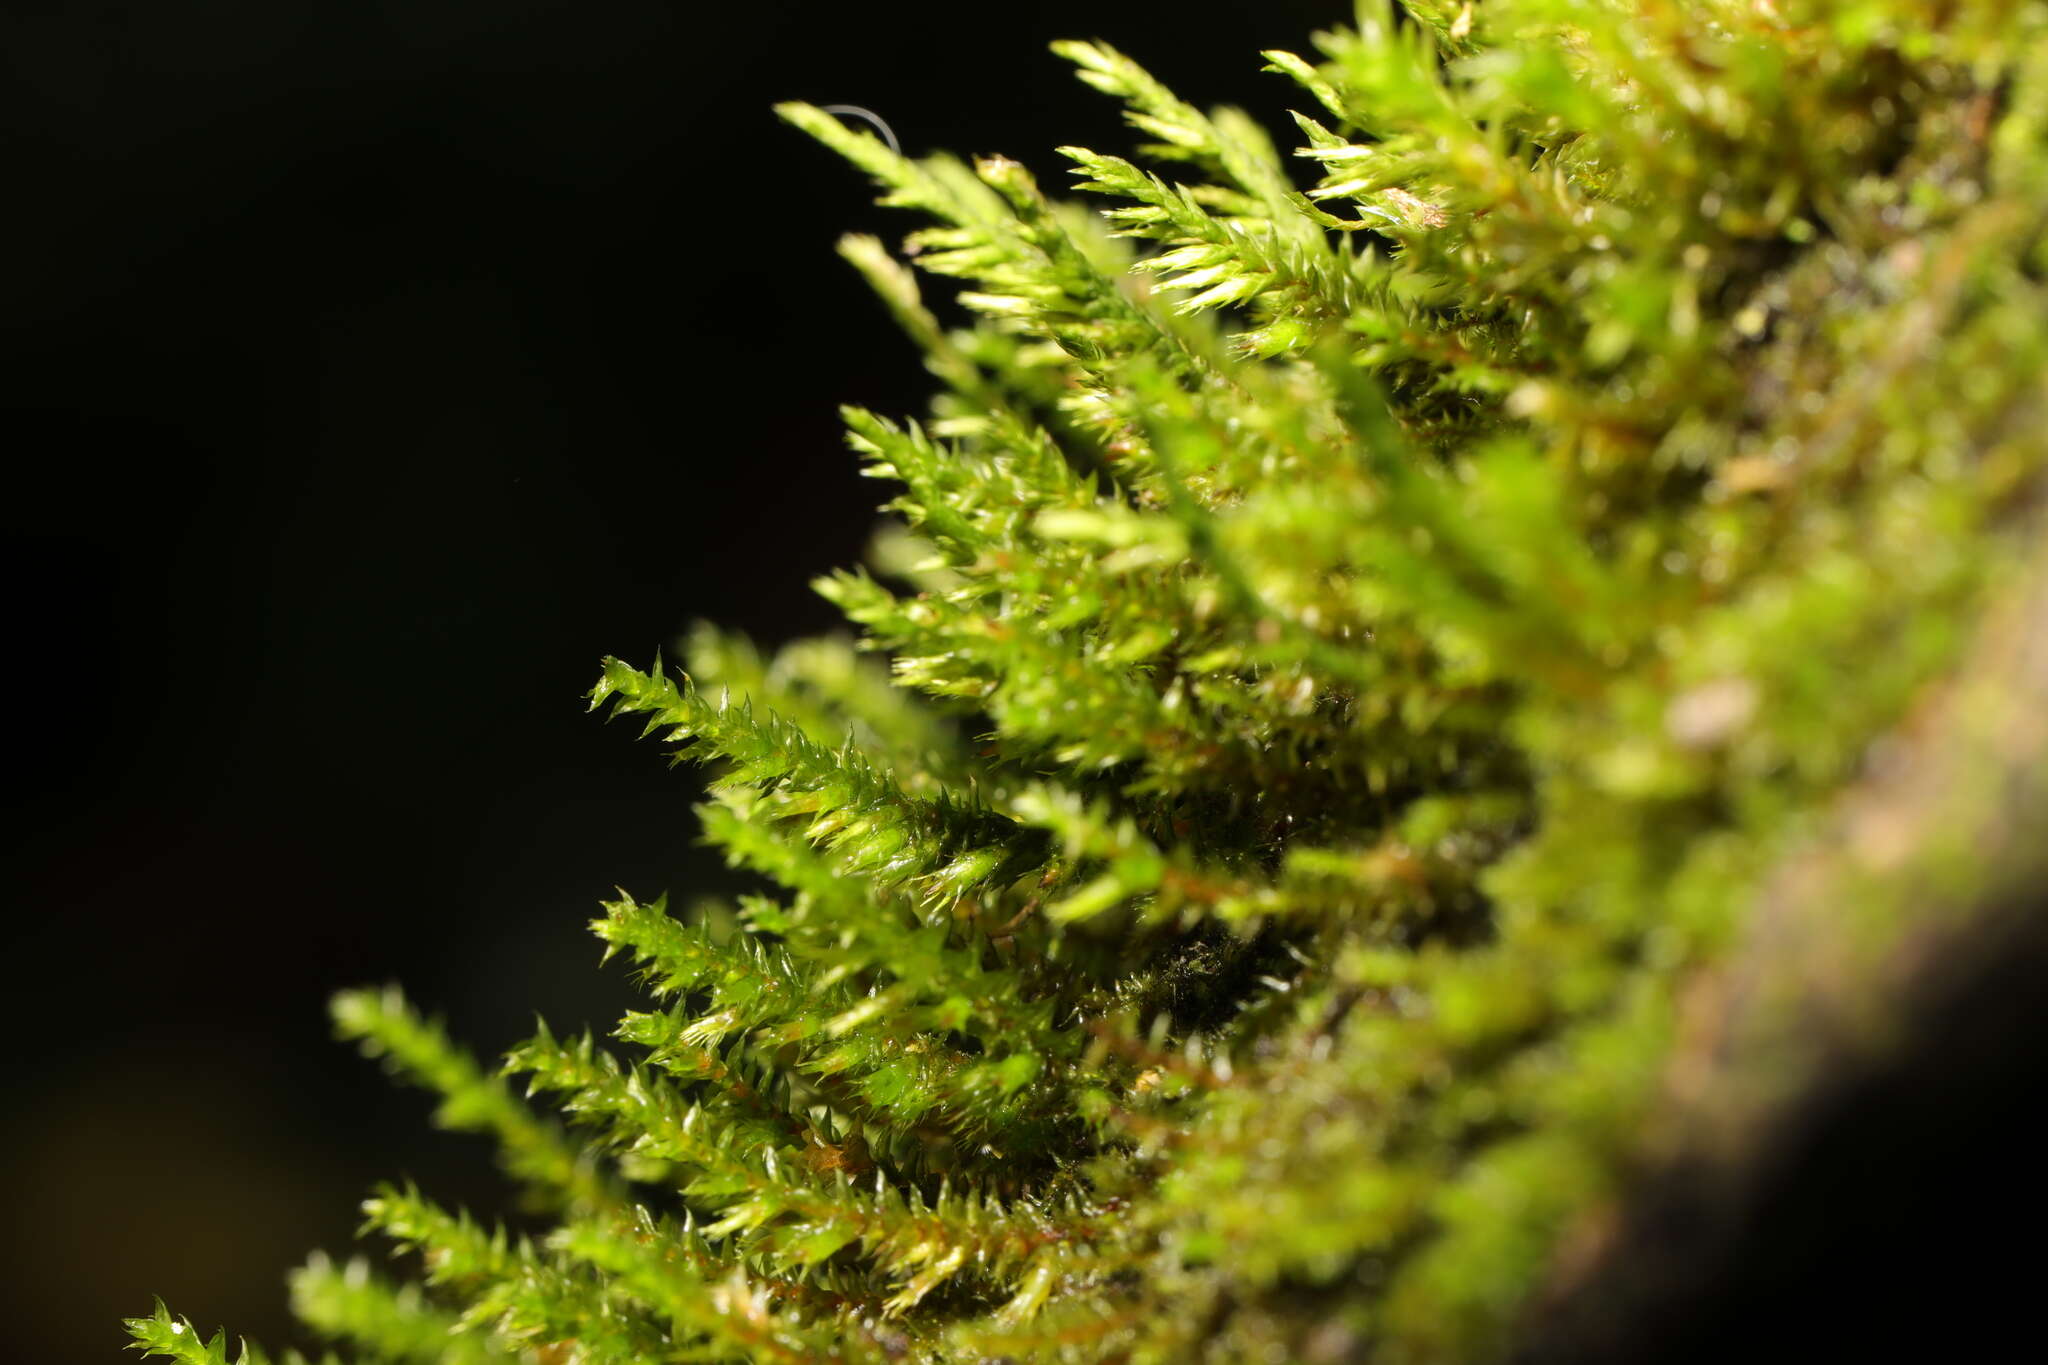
left=132, top=4, right=2048, bottom=1362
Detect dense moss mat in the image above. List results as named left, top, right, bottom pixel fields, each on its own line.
left=133, top=3, right=2048, bottom=1361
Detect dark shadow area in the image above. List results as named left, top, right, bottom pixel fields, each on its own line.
left=1518, top=885, right=2048, bottom=1364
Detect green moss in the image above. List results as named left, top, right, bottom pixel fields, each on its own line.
left=132, top=3, right=2048, bottom=1361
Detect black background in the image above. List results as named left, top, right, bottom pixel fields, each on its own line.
left=0, top=2, right=1336, bottom=1359
left=6, top=4, right=2044, bottom=1362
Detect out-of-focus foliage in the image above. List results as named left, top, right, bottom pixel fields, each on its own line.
left=133, top=2, right=2048, bottom=1360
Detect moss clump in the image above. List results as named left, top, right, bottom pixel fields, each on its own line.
left=133, top=3, right=2048, bottom=1361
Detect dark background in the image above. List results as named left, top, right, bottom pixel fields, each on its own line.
left=5, top=3, right=2044, bottom=1362
left=0, top=2, right=1337, bottom=1359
